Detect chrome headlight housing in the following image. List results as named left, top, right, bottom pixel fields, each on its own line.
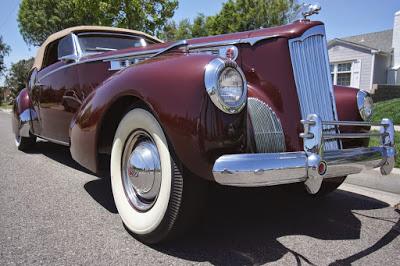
left=204, top=58, right=247, bottom=114
left=357, top=90, right=374, bottom=121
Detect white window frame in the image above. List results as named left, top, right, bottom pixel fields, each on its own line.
left=330, top=61, right=353, bottom=87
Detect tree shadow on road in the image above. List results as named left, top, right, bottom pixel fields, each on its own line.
left=26, top=140, right=399, bottom=265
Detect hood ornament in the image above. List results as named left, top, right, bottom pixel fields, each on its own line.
left=302, top=4, right=321, bottom=20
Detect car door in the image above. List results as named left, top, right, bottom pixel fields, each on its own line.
left=34, top=35, right=81, bottom=144
left=29, top=67, right=41, bottom=135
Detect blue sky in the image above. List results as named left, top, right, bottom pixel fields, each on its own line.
left=0, top=0, right=399, bottom=84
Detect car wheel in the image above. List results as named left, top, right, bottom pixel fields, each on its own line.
left=111, top=108, right=205, bottom=244
left=312, top=176, right=347, bottom=197
left=290, top=176, right=347, bottom=197
left=15, top=132, right=36, bottom=151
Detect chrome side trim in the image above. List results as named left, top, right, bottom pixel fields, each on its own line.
left=37, top=135, right=70, bottom=146
left=108, top=40, right=189, bottom=70
left=98, top=49, right=163, bottom=62
left=189, top=34, right=279, bottom=49
left=39, top=48, right=163, bottom=81
left=39, top=34, right=279, bottom=81
left=151, top=40, right=188, bottom=57
left=190, top=45, right=239, bottom=61
left=102, top=35, right=278, bottom=63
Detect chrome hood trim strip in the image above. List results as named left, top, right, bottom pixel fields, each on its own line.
left=39, top=34, right=280, bottom=81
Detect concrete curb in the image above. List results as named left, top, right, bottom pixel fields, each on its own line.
left=339, top=183, right=400, bottom=207
left=344, top=168, right=400, bottom=195
left=0, top=109, right=12, bottom=114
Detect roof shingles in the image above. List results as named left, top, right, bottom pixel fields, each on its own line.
left=339, top=29, right=393, bottom=53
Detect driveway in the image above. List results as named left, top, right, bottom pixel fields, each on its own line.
left=0, top=111, right=399, bottom=265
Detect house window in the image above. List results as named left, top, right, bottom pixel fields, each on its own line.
left=330, top=62, right=352, bottom=87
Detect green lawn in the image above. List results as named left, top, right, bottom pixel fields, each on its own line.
left=369, top=131, right=400, bottom=168
left=371, top=98, right=400, bottom=125
left=370, top=98, right=400, bottom=168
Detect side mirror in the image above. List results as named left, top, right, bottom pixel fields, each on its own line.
left=58, top=33, right=81, bottom=63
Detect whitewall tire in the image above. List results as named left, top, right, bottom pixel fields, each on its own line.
left=111, top=108, right=204, bottom=243
left=15, top=131, right=36, bottom=151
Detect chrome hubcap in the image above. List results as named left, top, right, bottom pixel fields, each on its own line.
left=15, top=133, right=21, bottom=146
left=121, top=130, right=161, bottom=211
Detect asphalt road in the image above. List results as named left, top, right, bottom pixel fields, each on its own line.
left=0, top=111, right=399, bottom=265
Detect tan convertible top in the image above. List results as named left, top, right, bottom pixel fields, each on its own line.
left=33, top=25, right=163, bottom=70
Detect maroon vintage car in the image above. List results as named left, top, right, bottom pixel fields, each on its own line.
left=13, top=16, right=395, bottom=243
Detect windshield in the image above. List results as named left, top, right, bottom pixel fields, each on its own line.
left=78, top=34, right=150, bottom=53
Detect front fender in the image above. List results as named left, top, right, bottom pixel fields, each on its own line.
left=12, top=88, right=33, bottom=138
left=70, top=54, right=247, bottom=179
left=334, top=85, right=370, bottom=148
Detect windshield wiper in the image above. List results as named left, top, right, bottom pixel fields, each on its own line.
left=85, top=47, right=117, bottom=52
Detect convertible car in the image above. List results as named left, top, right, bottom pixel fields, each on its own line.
left=13, top=16, right=395, bottom=243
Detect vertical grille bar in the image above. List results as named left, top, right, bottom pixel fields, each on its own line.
left=288, top=25, right=340, bottom=150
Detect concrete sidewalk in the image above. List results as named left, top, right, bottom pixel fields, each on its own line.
left=0, top=108, right=12, bottom=114
left=371, top=125, right=400, bottom=131
left=345, top=168, right=400, bottom=195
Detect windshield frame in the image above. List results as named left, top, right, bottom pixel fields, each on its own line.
left=77, top=32, right=153, bottom=55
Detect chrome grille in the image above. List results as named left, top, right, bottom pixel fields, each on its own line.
left=288, top=25, right=340, bottom=150
left=248, top=98, right=286, bottom=153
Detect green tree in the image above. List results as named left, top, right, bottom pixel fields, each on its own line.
left=175, top=19, right=193, bottom=40
left=158, top=20, right=178, bottom=41
left=0, top=36, right=11, bottom=77
left=0, top=86, right=5, bottom=104
left=209, top=0, right=299, bottom=35
left=4, top=58, right=34, bottom=101
left=18, top=0, right=179, bottom=46
left=160, top=0, right=299, bottom=41
left=191, top=13, right=209, bottom=38
left=159, top=14, right=209, bottom=41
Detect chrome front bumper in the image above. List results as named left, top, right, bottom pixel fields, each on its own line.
left=213, top=114, right=396, bottom=194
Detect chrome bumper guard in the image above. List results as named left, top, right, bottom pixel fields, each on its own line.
left=213, top=114, right=396, bottom=194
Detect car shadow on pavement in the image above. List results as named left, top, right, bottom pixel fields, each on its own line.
left=27, top=140, right=399, bottom=265
left=153, top=186, right=399, bottom=266
left=27, top=140, right=118, bottom=213
left=84, top=178, right=118, bottom=214
left=24, top=140, right=93, bottom=175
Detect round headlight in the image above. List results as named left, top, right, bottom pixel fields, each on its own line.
left=204, top=58, right=247, bottom=114
left=357, top=90, right=373, bottom=121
